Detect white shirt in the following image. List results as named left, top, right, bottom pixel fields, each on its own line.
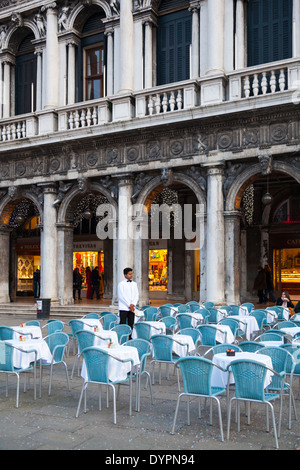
left=118, top=279, right=139, bottom=311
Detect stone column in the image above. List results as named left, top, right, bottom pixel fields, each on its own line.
left=190, top=4, right=200, bottom=79
left=57, top=223, right=74, bottom=305
left=117, top=176, right=134, bottom=283
left=39, top=184, right=58, bottom=302
left=144, top=21, right=153, bottom=89
left=67, top=41, right=76, bottom=105
left=205, top=165, right=225, bottom=304
left=224, top=211, right=242, bottom=304
left=206, top=0, right=224, bottom=75
left=35, top=49, right=43, bottom=111
left=0, top=225, right=11, bottom=303
left=3, top=61, right=11, bottom=118
left=106, top=30, right=114, bottom=96
left=235, top=0, right=246, bottom=69
left=133, top=209, right=149, bottom=307
left=43, top=3, right=59, bottom=109
left=119, top=0, right=134, bottom=93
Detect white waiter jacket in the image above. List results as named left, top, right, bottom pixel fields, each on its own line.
left=118, top=279, right=139, bottom=311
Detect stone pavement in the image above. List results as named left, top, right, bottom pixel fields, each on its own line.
left=0, top=313, right=300, bottom=452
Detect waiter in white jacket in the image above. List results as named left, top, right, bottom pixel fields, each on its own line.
left=118, top=267, right=139, bottom=333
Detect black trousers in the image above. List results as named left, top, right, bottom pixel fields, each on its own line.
left=119, top=310, right=135, bottom=330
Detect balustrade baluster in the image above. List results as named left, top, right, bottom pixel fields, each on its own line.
left=162, top=93, right=168, bottom=113
left=176, top=90, right=183, bottom=110
left=279, top=69, right=286, bottom=91
left=148, top=96, right=154, bottom=115
left=270, top=70, right=276, bottom=93
left=253, top=74, right=259, bottom=96
left=261, top=72, right=267, bottom=95
left=155, top=94, right=161, bottom=114
left=169, top=91, right=175, bottom=111
left=244, top=76, right=250, bottom=98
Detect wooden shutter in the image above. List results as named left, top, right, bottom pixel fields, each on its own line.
left=247, top=0, right=292, bottom=66
left=15, top=34, right=36, bottom=115
left=157, top=9, right=192, bottom=85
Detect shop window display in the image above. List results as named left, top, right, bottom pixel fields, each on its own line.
left=149, top=249, right=168, bottom=291
left=73, top=251, right=104, bottom=293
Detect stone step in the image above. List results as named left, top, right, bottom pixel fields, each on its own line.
left=0, top=302, right=117, bottom=318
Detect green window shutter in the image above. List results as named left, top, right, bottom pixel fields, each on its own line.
left=157, top=9, right=192, bottom=85
left=247, top=0, right=292, bottom=66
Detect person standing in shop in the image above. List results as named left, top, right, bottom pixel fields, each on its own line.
left=118, top=267, right=139, bottom=334
left=86, top=266, right=92, bottom=299
left=90, top=266, right=100, bottom=300
left=73, top=267, right=83, bottom=300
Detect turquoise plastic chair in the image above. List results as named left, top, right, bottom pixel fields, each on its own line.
left=43, top=320, right=64, bottom=336
left=75, top=347, right=134, bottom=424
left=71, top=329, right=99, bottom=379
left=171, top=356, right=226, bottom=441
left=177, top=313, right=193, bottom=330
left=203, top=301, right=214, bottom=309
left=189, top=303, right=201, bottom=312
left=275, top=321, right=296, bottom=330
left=0, top=326, right=32, bottom=340
left=207, top=308, right=219, bottom=324
left=281, top=344, right=300, bottom=399
left=197, top=325, right=227, bottom=349
left=258, top=346, right=297, bottom=435
left=179, top=328, right=201, bottom=349
left=100, top=311, right=113, bottom=317
left=239, top=341, right=265, bottom=352
left=150, top=335, right=184, bottom=390
left=124, top=338, right=153, bottom=411
left=84, top=313, right=100, bottom=319
left=227, top=359, right=284, bottom=449
left=134, top=323, right=151, bottom=341
left=255, top=332, right=284, bottom=343
left=102, top=313, right=118, bottom=330
left=241, top=303, right=254, bottom=314
left=0, top=341, right=37, bottom=408
left=25, top=320, right=40, bottom=327
left=40, top=332, right=70, bottom=396
left=158, top=316, right=177, bottom=335
left=159, top=306, right=172, bottom=318
left=143, top=307, right=159, bottom=321
left=228, top=305, right=240, bottom=316
left=111, top=324, right=132, bottom=344
left=195, top=308, right=210, bottom=324
left=204, top=343, right=242, bottom=358
left=177, top=304, right=190, bottom=313
left=68, top=319, right=85, bottom=363
left=218, top=317, right=244, bottom=341
left=250, top=310, right=268, bottom=331
left=141, top=305, right=151, bottom=311
left=219, top=306, right=233, bottom=316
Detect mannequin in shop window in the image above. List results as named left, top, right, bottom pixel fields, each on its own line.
left=73, top=267, right=83, bottom=301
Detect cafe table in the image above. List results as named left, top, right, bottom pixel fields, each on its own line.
left=210, top=324, right=236, bottom=344
left=3, top=338, right=52, bottom=369
left=80, top=319, right=103, bottom=332
left=171, top=334, right=196, bottom=356
left=226, top=315, right=259, bottom=341
left=131, top=321, right=166, bottom=339
left=93, top=329, right=119, bottom=348
left=211, top=351, right=274, bottom=389
left=11, top=325, right=42, bottom=340
left=280, top=327, right=300, bottom=338
left=81, top=344, right=140, bottom=383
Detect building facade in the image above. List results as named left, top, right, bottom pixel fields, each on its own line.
left=0, top=0, right=299, bottom=307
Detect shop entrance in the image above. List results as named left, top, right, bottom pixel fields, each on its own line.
left=149, top=248, right=168, bottom=292
left=73, top=247, right=104, bottom=298
left=273, top=248, right=300, bottom=296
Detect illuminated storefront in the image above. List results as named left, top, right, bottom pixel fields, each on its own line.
left=73, top=241, right=104, bottom=293
left=15, top=242, right=40, bottom=296
left=149, top=249, right=168, bottom=291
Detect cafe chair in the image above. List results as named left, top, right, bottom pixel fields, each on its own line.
left=171, top=356, right=226, bottom=442
left=195, top=308, right=210, bottom=324
left=41, top=332, right=70, bottom=396
left=100, top=311, right=113, bottom=317
left=218, top=318, right=244, bottom=343
left=275, top=320, right=297, bottom=330
left=143, top=307, right=159, bottom=321
left=250, top=310, right=268, bottom=332
left=280, top=344, right=300, bottom=399
left=124, top=338, right=153, bottom=412
left=69, top=319, right=85, bottom=358
left=188, top=303, right=201, bottom=313
left=203, top=301, right=214, bottom=309
left=204, top=343, right=242, bottom=358
left=241, top=303, right=254, bottom=314
left=239, top=341, right=265, bottom=353
left=134, top=322, right=163, bottom=341
left=71, top=329, right=101, bottom=379
left=197, top=325, right=228, bottom=355
left=111, top=324, right=132, bottom=344
left=83, top=313, right=100, bottom=319
left=177, top=304, right=190, bottom=313
left=25, top=320, right=40, bottom=327
left=206, top=308, right=219, bottom=324
left=227, top=359, right=285, bottom=449
left=179, top=328, right=201, bottom=352
left=158, top=306, right=173, bottom=318
left=177, top=313, right=193, bottom=330
left=228, top=305, right=240, bottom=316
left=0, top=326, right=32, bottom=340
left=0, top=342, right=37, bottom=408
left=158, top=316, right=177, bottom=335
left=42, top=320, right=64, bottom=336
left=258, top=346, right=297, bottom=435
left=75, top=347, right=134, bottom=424
left=219, top=306, right=233, bottom=316
left=102, top=313, right=118, bottom=331
left=255, top=332, right=284, bottom=343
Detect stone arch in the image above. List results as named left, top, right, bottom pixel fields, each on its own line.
left=225, top=160, right=300, bottom=212
left=134, top=172, right=206, bottom=214
left=68, top=0, right=113, bottom=32
left=6, top=19, right=42, bottom=53
left=57, top=181, right=117, bottom=224
left=0, top=191, right=42, bottom=226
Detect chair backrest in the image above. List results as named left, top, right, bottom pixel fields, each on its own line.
left=0, top=326, right=14, bottom=340
left=151, top=334, right=173, bottom=361
left=239, top=341, right=265, bottom=352
left=179, top=328, right=201, bottom=345
left=210, top=343, right=242, bottom=356
left=176, top=356, right=215, bottom=395
left=197, top=325, right=218, bottom=346
left=100, top=311, right=114, bottom=317
left=207, top=308, right=219, bottom=323
left=102, top=313, right=118, bottom=330
left=124, top=338, right=150, bottom=373
left=203, top=301, right=214, bottom=309
left=196, top=308, right=210, bottom=323
left=111, top=324, right=132, bottom=344
left=69, top=320, right=85, bottom=337
left=177, top=304, right=190, bottom=313
left=159, top=306, right=172, bottom=318
left=141, top=305, right=151, bottom=311
left=280, top=344, right=300, bottom=374
left=250, top=310, right=267, bottom=329
left=219, top=306, right=233, bottom=315
left=25, top=320, right=40, bottom=327
left=159, top=316, right=177, bottom=329
left=229, top=359, right=269, bottom=400
left=258, top=347, right=290, bottom=390
left=218, top=318, right=239, bottom=335
left=47, top=320, right=64, bottom=335
left=75, top=330, right=96, bottom=354
left=275, top=321, right=296, bottom=330
left=241, top=303, right=254, bottom=313
left=256, top=332, right=283, bottom=342
left=85, top=313, right=100, bottom=319
left=143, top=307, right=159, bottom=321
left=81, top=347, right=110, bottom=383
left=228, top=305, right=240, bottom=315
left=134, top=322, right=152, bottom=341
left=262, top=329, right=287, bottom=337
left=177, top=313, right=193, bottom=330
left=189, top=303, right=201, bottom=312
left=0, top=342, right=15, bottom=372
left=46, top=332, right=69, bottom=362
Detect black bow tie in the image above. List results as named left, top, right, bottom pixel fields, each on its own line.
left=127, top=280, right=132, bottom=282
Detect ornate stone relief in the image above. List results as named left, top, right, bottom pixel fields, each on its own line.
left=53, top=181, right=73, bottom=207
left=223, top=161, right=248, bottom=198
left=185, top=166, right=207, bottom=192
left=131, top=172, right=152, bottom=202
left=258, top=154, right=272, bottom=175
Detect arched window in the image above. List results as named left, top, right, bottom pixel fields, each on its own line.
left=247, top=0, right=292, bottom=66
left=15, top=33, right=37, bottom=115
left=157, top=0, right=191, bottom=85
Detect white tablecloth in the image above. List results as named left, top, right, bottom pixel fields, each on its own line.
left=267, top=308, right=289, bottom=321
left=175, top=311, right=203, bottom=327
left=11, top=326, right=42, bottom=340
left=81, top=319, right=103, bottom=332
left=259, top=341, right=283, bottom=347
left=210, top=325, right=235, bottom=344
left=227, top=315, right=259, bottom=341
left=239, top=306, right=249, bottom=316
left=212, top=352, right=273, bottom=388
left=93, top=330, right=119, bottom=348
left=171, top=334, right=195, bottom=356
left=81, top=345, right=140, bottom=382
left=280, top=327, right=300, bottom=338
left=3, top=339, right=52, bottom=369
left=132, top=321, right=166, bottom=339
